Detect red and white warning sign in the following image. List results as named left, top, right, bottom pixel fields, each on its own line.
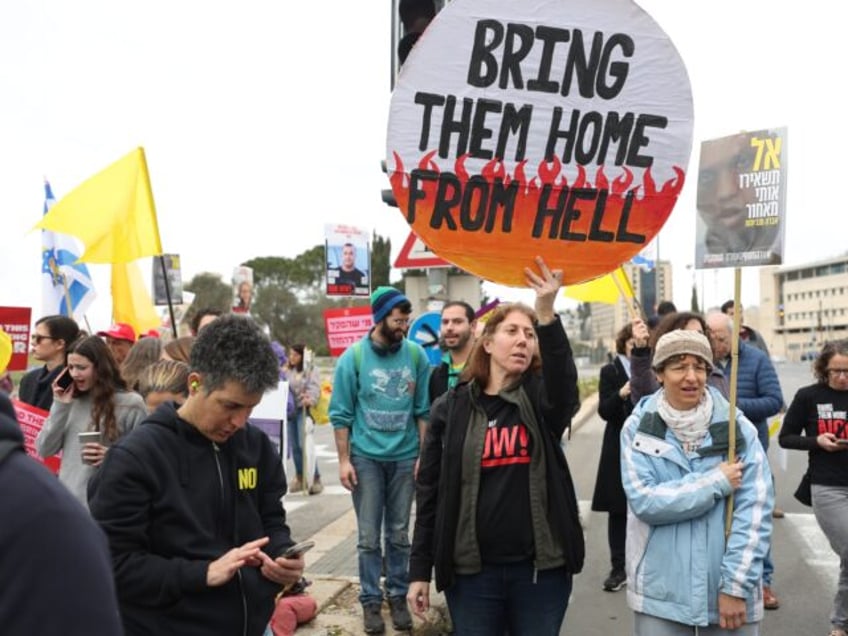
left=393, top=232, right=452, bottom=269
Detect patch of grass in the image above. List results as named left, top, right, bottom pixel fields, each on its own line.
left=578, top=377, right=599, bottom=402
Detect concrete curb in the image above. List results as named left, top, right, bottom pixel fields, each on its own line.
left=572, top=390, right=600, bottom=433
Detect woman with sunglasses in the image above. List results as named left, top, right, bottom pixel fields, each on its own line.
left=35, top=335, right=146, bottom=508
left=779, top=340, right=848, bottom=636
left=18, top=315, right=80, bottom=411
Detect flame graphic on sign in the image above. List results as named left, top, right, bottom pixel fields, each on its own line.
left=387, top=151, right=684, bottom=286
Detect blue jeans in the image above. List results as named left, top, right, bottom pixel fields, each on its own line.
left=445, top=562, right=572, bottom=635
left=287, top=409, right=319, bottom=479
left=350, top=455, right=416, bottom=605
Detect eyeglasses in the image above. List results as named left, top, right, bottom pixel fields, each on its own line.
left=827, top=369, right=848, bottom=378
left=665, top=363, right=709, bottom=375
left=31, top=334, right=56, bottom=344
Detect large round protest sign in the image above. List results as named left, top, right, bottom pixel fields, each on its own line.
left=386, top=0, right=693, bottom=286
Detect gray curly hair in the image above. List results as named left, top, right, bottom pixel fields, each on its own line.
left=190, top=314, right=279, bottom=394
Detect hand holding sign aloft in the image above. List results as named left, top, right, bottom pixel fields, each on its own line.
left=631, top=317, right=650, bottom=347
left=524, top=256, right=562, bottom=324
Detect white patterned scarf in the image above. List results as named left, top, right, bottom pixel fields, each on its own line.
left=657, top=389, right=713, bottom=453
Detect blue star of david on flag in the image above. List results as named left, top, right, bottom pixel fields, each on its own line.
left=41, top=181, right=96, bottom=318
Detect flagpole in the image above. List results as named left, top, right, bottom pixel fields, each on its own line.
left=158, top=256, right=179, bottom=338
left=612, top=266, right=639, bottom=320
left=725, top=266, right=742, bottom=539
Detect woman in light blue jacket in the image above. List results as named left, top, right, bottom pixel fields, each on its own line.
left=621, top=330, right=774, bottom=635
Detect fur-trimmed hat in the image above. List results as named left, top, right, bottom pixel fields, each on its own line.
left=652, top=329, right=714, bottom=370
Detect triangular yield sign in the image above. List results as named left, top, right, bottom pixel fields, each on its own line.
left=393, top=232, right=451, bottom=269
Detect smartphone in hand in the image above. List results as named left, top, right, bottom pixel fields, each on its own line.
left=55, top=368, right=74, bottom=391
left=283, top=540, right=315, bottom=558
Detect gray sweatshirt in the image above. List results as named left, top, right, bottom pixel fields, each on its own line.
left=35, top=391, right=147, bottom=508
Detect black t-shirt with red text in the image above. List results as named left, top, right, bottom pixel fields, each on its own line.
left=781, top=383, right=848, bottom=487
left=475, top=392, right=534, bottom=563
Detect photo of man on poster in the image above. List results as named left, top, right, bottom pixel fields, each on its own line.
left=695, top=128, right=787, bottom=269
left=325, top=225, right=370, bottom=298
left=337, top=243, right=365, bottom=288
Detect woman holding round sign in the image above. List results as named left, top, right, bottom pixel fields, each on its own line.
left=621, top=330, right=773, bottom=635
left=407, top=256, right=583, bottom=635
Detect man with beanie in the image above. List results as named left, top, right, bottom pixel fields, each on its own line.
left=329, top=286, right=431, bottom=633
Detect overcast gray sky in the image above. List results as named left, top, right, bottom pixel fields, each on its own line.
left=1, top=1, right=840, bottom=327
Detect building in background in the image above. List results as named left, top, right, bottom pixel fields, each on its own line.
left=586, top=261, right=673, bottom=354
left=403, top=269, right=481, bottom=315
left=760, top=255, right=848, bottom=360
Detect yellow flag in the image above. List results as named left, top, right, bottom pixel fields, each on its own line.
left=563, top=267, right=634, bottom=304
left=34, top=148, right=163, bottom=264
left=111, top=261, right=161, bottom=335
left=0, top=328, right=11, bottom=374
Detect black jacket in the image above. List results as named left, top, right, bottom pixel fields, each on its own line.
left=591, top=357, right=633, bottom=513
left=428, top=359, right=451, bottom=404
left=89, top=402, right=294, bottom=636
left=0, top=394, right=123, bottom=635
left=410, top=318, right=584, bottom=591
left=17, top=365, right=63, bottom=411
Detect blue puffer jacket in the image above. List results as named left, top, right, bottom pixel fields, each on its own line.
left=621, top=386, right=774, bottom=627
left=716, top=342, right=783, bottom=433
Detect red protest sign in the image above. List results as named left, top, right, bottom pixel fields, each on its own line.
left=0, top=307, right=32, bottom=371
left=11, top=399, right=61, bottom=474
left=323, top=307, right=373, bottom=357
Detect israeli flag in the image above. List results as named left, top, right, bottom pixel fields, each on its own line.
left=41, top=181, right=96, bottom=319
left=631, top=237, right=657, bottom=271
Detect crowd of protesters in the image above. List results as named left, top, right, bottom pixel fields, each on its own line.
left=4, top=277, right=847, bottom=635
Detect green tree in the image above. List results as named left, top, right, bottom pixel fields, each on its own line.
left=244, top=247, right=368, bottom=355
left=370, top=232, right=391, bottom=287
left=183, top=272, right=232, bottom=329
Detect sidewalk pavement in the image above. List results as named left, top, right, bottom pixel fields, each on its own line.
left=297, top=392, right=600, bottom=635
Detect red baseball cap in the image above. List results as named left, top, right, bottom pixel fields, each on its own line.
left=97, top=323, right=136, bottom=344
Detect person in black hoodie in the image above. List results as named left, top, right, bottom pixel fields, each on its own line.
left=89, top=315, right=304, bottom=636
left=407, top=257, right=584, bottom=635
left=0, top=393, right=123, bottom=635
